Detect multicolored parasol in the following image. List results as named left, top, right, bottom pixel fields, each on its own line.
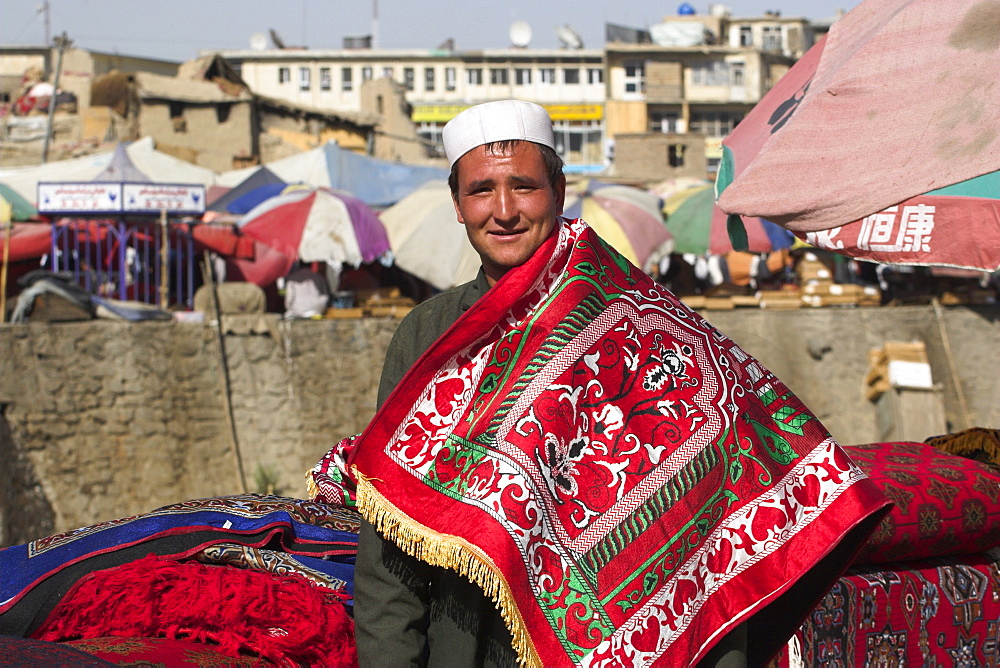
left=237, top=188, right=390, bottom=268
left=562, top=181, right=673, bottom=270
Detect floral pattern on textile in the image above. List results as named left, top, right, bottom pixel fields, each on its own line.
left=313, top=218, right=887, bottom=666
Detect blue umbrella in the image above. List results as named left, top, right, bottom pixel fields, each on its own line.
left=225, top=182, right=293, bottom=215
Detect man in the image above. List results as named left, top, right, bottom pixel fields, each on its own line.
left=355, top=100, right=566, bottom=668
left=312, top=100, right=888, bottom=667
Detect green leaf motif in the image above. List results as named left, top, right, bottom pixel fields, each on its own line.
left=748, top=418, right=798, bottom=465
left=479, top=373, right=499, bottom=394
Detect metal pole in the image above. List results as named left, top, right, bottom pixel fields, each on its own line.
left=42, top=32, right=72, bottom=164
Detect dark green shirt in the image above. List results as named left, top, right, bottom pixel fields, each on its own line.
left=357, top=271, right=517, bottom=668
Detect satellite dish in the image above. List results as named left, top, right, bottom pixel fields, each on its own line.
left=249, top=32, right=268, bottom=50
left=509, top=20, right=532, bottom=48
left=555, top=24, right=584, bottom=49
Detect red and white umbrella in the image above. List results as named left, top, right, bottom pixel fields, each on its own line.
left=237, top=187, right=390, bottom=267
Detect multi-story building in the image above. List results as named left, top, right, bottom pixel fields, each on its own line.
left=605, top=10, right=816, bottom=181
left=219, top=45, right=607, bottom=172
left=220, top=8, right=820, bottom=180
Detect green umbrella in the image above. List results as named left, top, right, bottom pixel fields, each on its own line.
left=0, top=183, right=38, bottom=221
left=666, top=185, right=793, bottom=255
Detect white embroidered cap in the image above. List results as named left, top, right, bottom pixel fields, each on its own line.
left=442, top=100, right=555, bottom=167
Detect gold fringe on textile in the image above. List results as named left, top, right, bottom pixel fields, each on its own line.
left=305, top=471, right=320, bottom=500
left=926, top=427, right=1000, bottom=468
left=354, top=468, right=542, bottom=668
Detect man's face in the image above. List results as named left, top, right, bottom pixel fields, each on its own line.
left=452, top=142, right=566, bottom=285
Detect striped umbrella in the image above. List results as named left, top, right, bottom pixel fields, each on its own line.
left=562, top=182, right=673, bottom=269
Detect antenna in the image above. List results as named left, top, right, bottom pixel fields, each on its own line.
left=249, top=33, right=268, bottom=50
left=555, top=24, right=584, bottom=49
left=509, top=20, right=532, bottom=48
left=269, top=29, right=286, bottom=49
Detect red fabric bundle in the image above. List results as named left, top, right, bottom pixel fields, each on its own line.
left=32, top=554, right=356, bottom=667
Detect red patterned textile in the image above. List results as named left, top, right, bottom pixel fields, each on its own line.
left=770, top=550, right=1000, bottom=667
left=311, top=218, right=888, bottom=665
left=33, top=554, right=356, bottom=667
left=848, top=442, right=1000, bottom=565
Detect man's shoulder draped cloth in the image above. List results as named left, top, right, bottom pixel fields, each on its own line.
left=309, top=218, right=889, bottom=666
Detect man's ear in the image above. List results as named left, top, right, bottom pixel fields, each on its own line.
left=554, top=173, right=567, bottom=215
left=452, top=193, right=466, bottom=224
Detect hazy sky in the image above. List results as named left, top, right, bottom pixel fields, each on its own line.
left=1, top=0, right=860, bottom=61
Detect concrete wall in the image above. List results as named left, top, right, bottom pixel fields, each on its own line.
left=2, top=305, right=998, bottom=547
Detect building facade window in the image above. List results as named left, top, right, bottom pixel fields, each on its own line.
left=689, top=111, right=743, bottom=136
left=416, top=122, right=447, bottom=158
left=563, top=68, right=580, bottom=84
left=691, top=61, right=730, bottom=86
left=319, top=67, right=332, bottom=91
left=490, top=68, right=509, bottom=85
left=298, top=67, right=311, bottom=91
left=362, top=66, right=373, bottom=81
left=624, top=61, right=645, bottom=94
left=762, top=25, right=782, bottom=51
left=515, top=68, right=532, bottom=85
left=467, top=68, right=483, bottom=85
left=382, top=66, right=394, bottom=79
left=278, top=67, right=290, bottom=84
left=340, top=67, right=352, bottom=91
left=649, top=111, right=680, bottom=133
left=551, top=119, right=604, bottom=166
left=587, top=67, right=603, bottom=84
left=445, top=67, right=457, bottom=90
left=731, top=61, right=745, bottom=87
left=424, top=67, right=435, bottom=91
left=539, top=67, right=556, bottom=84
left=403, top=67, right=415, bottom=90
left=740, top=25, right=753, bottom=46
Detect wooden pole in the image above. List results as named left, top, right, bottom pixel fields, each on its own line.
left=201, top=250, right=249, bottom=492
left=159, top=209, right=169, bottom=308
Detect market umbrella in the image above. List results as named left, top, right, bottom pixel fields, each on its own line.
left=0, top=184, right=39, bottom=222
left=237, top=187, right=390, bottom=268
left=649, top=177, right=712, bottom=217
left=207, top=166, right=285, bottom=213
left=562, top=182, right=673, bottom=270
left=715, top=0, right=1000, bottom=270
left=225, top=182, right=299, bottom=215
left=667, top=185, right=794, bottom=255
left=380, top=181, right=481, bottom=291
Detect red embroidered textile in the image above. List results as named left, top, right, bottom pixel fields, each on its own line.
left=847, top=442, right=1000, bottom=564
left=311, top=218, right=889, bottom=665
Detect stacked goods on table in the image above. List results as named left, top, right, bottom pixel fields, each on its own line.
left=356, top=286, right=416, bottom=318
left=757, top=287, right=802, bottom=309
left=325, top=286, right=416, bottom=319
left=797, top=252, right=881, bottom=307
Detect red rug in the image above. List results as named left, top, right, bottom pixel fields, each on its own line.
left=33, top=554, right=356, bottom=667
